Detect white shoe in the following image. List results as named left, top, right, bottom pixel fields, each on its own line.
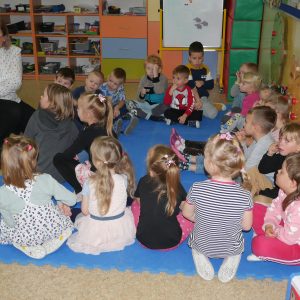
left=196, top=121, right=200, bottom=128
left=192, top=249, right=215, bottom=280
left=247, top=253, right=262, bottom=262
left=166, top=119, right=171, bottom=125
left=42, top=227, right=73, bottom=255
left=13, top=242, right=47, bottom=259
left=213, top=102, right=227, bottom=111
left=218, top=254, right=241, bottom=283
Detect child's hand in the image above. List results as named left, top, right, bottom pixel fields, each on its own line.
left=169, top=83, right=178, bottom=95
left=267, top=143, right=278, bottom=156
left=253, top=100, right=264, bottom=107
left=194, top=102, right=202, bottom=110
left=113, top=107, right=120, bottom=118
left=235, top=129, right=246, bottom=143
left=195, top=80, right=204, bottom=88
left=265, top=225, right=278, bottom=238
left=178, top=114, right=187, bottom=124
left=152, top=64, right=160, bottom=77
left=140, top=88, right=148, bottom=96
left=58, top=204, right=72, bottom=217
left=236, top=70, right=242, bottom=83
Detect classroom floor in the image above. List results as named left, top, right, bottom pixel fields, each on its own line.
left=0, top=80, right=288, bottom=299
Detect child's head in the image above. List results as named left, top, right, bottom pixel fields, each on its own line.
left=85, top=70, right=104, bottom=93
left=172, top=65, right=189, bottom=89
left=278, top=153, right=300, bottom=211
left=204, top=133, right=251, bottom=190
left=238, top=62, right=258, bottom=77
left=259, top=84, right=287, bottom=101
left=40, top=83, right=74, bottom=121
left=264, top=94, right=292, bottom=125
left=144, top=55, right=163, bottom=78
left=277, top=123, right=300, bottom=156
left=1, top=135, right=39, bottom=188
left=90, top=136, right=135, bottom=216
left=107, top=68, right=126, bottom=92
left=188, top=41, right=204, bottom=69
left=77, top=93, right=114, bottom=136
left=147, top=144, right=180, bottom=216
left=239, top=72, right=262, bottom=94
left=54, top=68, right=75, bottom=89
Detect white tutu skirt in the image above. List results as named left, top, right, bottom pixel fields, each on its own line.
left=66, top=207, right=136, bottom=255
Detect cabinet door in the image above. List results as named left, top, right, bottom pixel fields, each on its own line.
left=101, top=16, right=147, bottom=38
left=102, top=38, right=147, bottom=59
left=148, top=0, right=160, bottom=21
left=148, top=22, right=160, bottom=56
left=102, top=59, right=145, bottom=80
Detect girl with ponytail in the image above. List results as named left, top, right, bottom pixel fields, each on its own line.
left=67, top=136, right=136, bottom=255
left=53, top=93, right=117, bottom=200
left=131, top=144, right=194, bottom=251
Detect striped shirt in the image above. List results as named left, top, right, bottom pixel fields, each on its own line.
left=187, top=179, right=253, bottom=258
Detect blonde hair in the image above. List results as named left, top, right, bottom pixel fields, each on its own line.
left=204, top=134, right=252, bottom=191
left=45, top=83, right=74, bottom=121
left=0, top=17, right=11, bottom=50
left=89, top=70, right=104, bottom=81
left=1, top=135, right=39, bottom=188
left=241, top=72, right=262, bottom=91
left=79, top=93, right=114, bottom=137
left=147, top=145, right=180, bottom=217
left=241, top=62, right=258, bottom=72
left=144, top=55, right=163, bottom=68
left=282, top=153, right=300, bottom=211
left=259, top=84, right=286, bottom=96
left=279, top=123, right=300, bottom=144
left=265, top=94, right=292, bottom=124
left=248, top=106, right=277, bottom=133
left=90, top=136, right=135, bottom=216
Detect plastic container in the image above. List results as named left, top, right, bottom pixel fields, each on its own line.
left=74, top=23, right=80, bottom=31
left=40, top=40, right=59, bottom=52
left=75, top=40, right=91, bottom=51
left=85, top=23, right=90, bottom=30
left=40, top=62, right=61, bottom=74
left=40, top=22, right=54, bottom=32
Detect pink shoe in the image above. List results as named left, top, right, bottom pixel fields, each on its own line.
left=171, top=128, right=183, bottom=146
left=170, top=138, right=187, bottom=163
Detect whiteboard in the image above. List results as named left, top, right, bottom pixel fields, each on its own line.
left=163, top=0, right=223, bottom=48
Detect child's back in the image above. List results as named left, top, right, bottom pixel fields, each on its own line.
left=24, top=84, right=78, bottom=183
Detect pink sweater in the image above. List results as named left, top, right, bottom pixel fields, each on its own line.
left=240, top=91, right=260, bottom=117
left=264, top=189, right=300, bottom=245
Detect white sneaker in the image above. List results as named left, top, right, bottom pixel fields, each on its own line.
left=13, top=242, right=47, bottom=259
left=166, top=119, right=171, bottom=125
left=42, top=227, right=73, bottom=255
left=247, top=253, right=262, bottom=262
left=196, top=121, right=200, bottom=128
left=218, top=254, right=241, bottom=283
left=213, top=103, right=227, bottom=111
left=192, top=249, right=215, bottom=280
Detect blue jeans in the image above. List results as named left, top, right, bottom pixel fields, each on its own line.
left=195, top=155, right=205, bottom=174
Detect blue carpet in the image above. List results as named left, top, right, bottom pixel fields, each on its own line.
left=0, top=106, right=297, bottom=280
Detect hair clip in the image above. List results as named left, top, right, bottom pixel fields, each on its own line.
left=103, top=161, right=108, bottom=164
left=98, top=94, right=106, bottom=103
left=28, top=145, right=32, bottom=151
left=4, top=140, right=8, bottom=144
left=284, top=95, right=288, bottom=99
left=165, top=159, right=175, bottom=168
left=164, top=154, right=168, bottom=158
left=281, top=87, right=285, bottom=95
left=122, top=152, right=124, bottom=156
left=241, top=167, right=246, bottom=173
left=278, top=85, right=280, bottom=88
left=268, top=84, right=272, bottom=88
left=236, top=148, right=242, bottom=152
left=221, top=132, right=233, bottom=141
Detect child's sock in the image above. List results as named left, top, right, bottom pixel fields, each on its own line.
left=183, top=147, right=204, bottom=156
left=178, top=160, right=190, bottom=171
left=218, top=254, right=241, bottom=283
left=192, top=249, right=215, bottom=281
left=181, top=152, right=191, bottom=162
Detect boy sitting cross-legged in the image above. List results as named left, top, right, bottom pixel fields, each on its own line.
left=125, top=54, right=169, bottom=122
left=163, top=65, right=203, bottom=128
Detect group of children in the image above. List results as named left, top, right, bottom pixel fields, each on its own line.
left=1, top=40, right=300, bottom=283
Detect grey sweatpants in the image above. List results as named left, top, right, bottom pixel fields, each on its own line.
left=200, top=96, right=218, bottom=119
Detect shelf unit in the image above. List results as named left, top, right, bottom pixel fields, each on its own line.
left=1, top=0, right=148, bottom=81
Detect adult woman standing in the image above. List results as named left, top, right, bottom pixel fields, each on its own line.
left=0, top=18, right=35, bottom=143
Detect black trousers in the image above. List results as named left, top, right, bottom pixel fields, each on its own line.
left=53, top=153, right=81, bottom=194
left=164, top=108, right=203, bottom=125
left=0, top=99, right=35, bottom=143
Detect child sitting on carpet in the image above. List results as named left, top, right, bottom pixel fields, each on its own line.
left=220, top=72, right=262, bottom=134
left=230, top=62, right=258, bottom=110
left=247, top=152, right=300, bottom=265
left=175, top=106, right=277, bottom=174
left=67, top=136, right=136, bottom=255
left=164, top=65, right=203, bottom=128
left=131, top=144, right=194, bottom=250
left=182, top=133, right=253, bottom=282
left=125, top=54, right=169, bottom=122
left=0, top=135, right=75, bottom=259
left=53, top=93, right=116, bottom=201
left=248, top=123, right=300, bottom=205
left=24, top=84, right=79, bottom=183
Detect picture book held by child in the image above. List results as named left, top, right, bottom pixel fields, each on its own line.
left=0, top=136, right=76, bottom=259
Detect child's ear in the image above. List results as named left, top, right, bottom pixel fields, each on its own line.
left=188, top=55, right=191, bottom=62
left=70, top=83, right=74, bottom=89
left=296, top=143, right=300, bottom=153
left=184, top=78, right=189, bottom=84
left=291, top=179, right=298, bottom=189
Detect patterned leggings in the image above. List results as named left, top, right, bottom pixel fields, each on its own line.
left=131, top=200, right=194, bottom=251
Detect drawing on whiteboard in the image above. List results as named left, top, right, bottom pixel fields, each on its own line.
left=195, top=24, right=202, bottom=29
left=194, top=19, right=208, bottom=29
left=194, top=17, right=201, bottom=22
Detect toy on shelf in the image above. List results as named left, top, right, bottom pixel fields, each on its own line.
left=21, top=42, right=33, bottom=54
left=34, top=4, right=65, bottom=13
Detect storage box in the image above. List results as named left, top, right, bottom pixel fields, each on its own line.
left=11, top=39, right=20, bottom=47
left=0, top=7, right=11, bottom=12
left=286, top=273, right=300, bottom=300
left=75, top=40, right=91, bottom=51
left=40, top=40, right=59, bottom=52
left=40, top=22, right=54, bottom=33
left=40, top=62, right=61, bottom=74
left=16, top=4, right=29, bottom=12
